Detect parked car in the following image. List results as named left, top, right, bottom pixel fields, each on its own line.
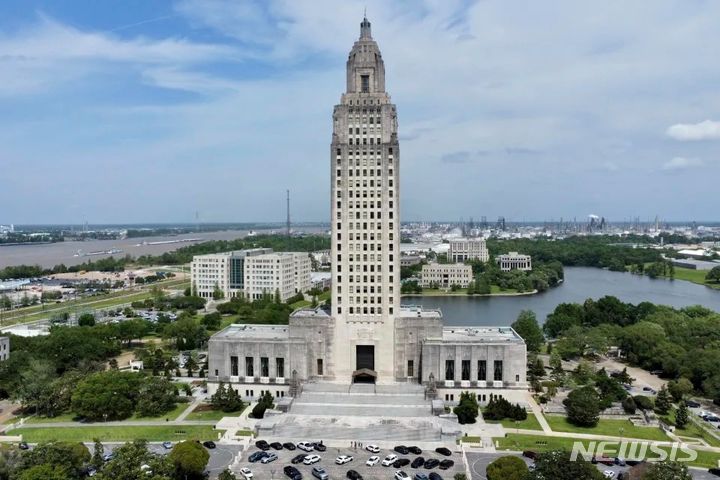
left=367, top=455, right=380, bottom=466
left=312, top=442, right=327, bottom=452
left=284, top=465, right=302, bottom=480
left=439, top=459, right=454, bottom=470
left=255, top=440, right=270, bottom=450
left=297, top=442, right=315, bottom=452
left=261, top=453, right=278, bottom=464
left=382, top=454, right=399, bottom=466
left=249, top=451, right=268, bottom=463
left=411, top=457, right=425, bottom=468
left=18, top=442, right=29, bottom=450
left=428, top=473, right=443, bottom=480
left=366, top=444, right=380, bottom=453
left=291, top=454, right=307, bottom=464
left=346, top=470, right=363, bottom=480
left=394, top=458, right=410, bottom=468
left=162, top=441, right=173, bottom=450
left=312, top=466, right=329, bottom=480
left=686, top=400, right=701, bottom=408
left=522, top=450, right=538, bottom=460
left=395, top=471, right=410, bottom=480
left=239, top=467, right=254, bottom=479
left=434, top=447, right=451, bottom=457
left=336, top=455, right=354, bottom=465
left=408, top=446, right=422, bottom=455
left=394, top=446, right=410, bottom=455
left=283, top=442, right=297, bottom=450
left=414, top=474, right=429, bottom=480
left=603, top=471, right=615, bottom=479
left=424, top=458, right=440, bottom=469
left=303, top=454, right=322, bottom=465
left=102, top=452, right=115, bottom=462
left=202, top=440, right=216, bottom=449
left=614, top=457, right=626, bottom=466
left=271, top=442, right=284, bottom=450
left=708, top=467, right=720, bottom=477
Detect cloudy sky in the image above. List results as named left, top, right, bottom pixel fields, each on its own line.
left=1, top=0, right=719, bottom=224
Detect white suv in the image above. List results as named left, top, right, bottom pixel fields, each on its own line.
left=395, top=471, right=410, bottom=480
left=297, top=442, right=314, bottom=452
left=366, top=455, right=380, bottom=466
left=336, top=455, right=354, bottom=465
left=382, top=454, right=398, bottom=467
left=366, top=444, right=380, bottom=453
left=303, top=454, right=321, bottom=465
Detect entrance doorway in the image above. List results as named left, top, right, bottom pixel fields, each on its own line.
left=353, top=345, right=376, bottom=383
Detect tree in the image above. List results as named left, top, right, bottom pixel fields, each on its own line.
left=655, top=385, right=672, bottom=415
left=13, top=359, right=56, bottom=415
left=675, top=401, right=689, bottom=429
left=526, top=450, right=603, bottom=480
left=705, top=266, right=720, bottom=284
left=19, top=441, right=91, bottom=479
left=212, top=285, right=225, bottom=301
left=91, top=438, right=104, bottom=469
left=622, top=396, right=637, bottom=414
left=169, top=441, right=209, bottom=480
left=210, top=383, right=245, bottom=413
left=667, top=378, right=693, bottom=402
left=219, top=469, right=238, bottom=480
left=77, top=313, right=96, bottom=327
left=564, top=386, right=600, bottom=427
left=486, top=455, right=528, bottom=480
left=642, top=461, right=692, bottom=480
left=94, top=439, right=173, bottom=480
left=136, top=376, right=178, bottom=418
left=251, top=402, right=268, bottom=419
left=185, top=354, right=199, bottom=377
left=511, top=310, right=544, bottom=352
left=633, top=395, right=654, bottom=411
left=71, top=370, right=142, bottom=420
left=17, top=464, right=70, bottom=480
left=453, top=391, right=479, bottom=424
left=201, top=312, right=222, bottom=330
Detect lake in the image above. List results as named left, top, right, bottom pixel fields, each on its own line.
left=402, top=267, right=720, bottom=326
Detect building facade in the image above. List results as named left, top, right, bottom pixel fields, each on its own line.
left=496, top=252, right=532, bottom=271
left=207, top=17, right=526, bottom=400
left=448, top=238, right=489, bottom=263
left=420, top=262, right=473, bottom=288
left=0, top=336, right=8, bottom=361
left=244, top=252, right=311, bottom=302
left=191, top=248, right=272, bottom=299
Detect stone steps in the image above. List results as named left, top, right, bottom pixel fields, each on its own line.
left=290, top=403, right=431, bottom=417
left=263, top=416, right=444, bottom=442
left=296, top=392, right=430, bottom=406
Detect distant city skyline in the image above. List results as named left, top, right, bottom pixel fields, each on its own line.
left=1, top=1, right=719, bottom=224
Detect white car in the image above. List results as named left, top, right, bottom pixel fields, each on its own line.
left=297, top=442, right=315, bottom=452
left=366, top=455, right=380, bottom=466
left=603, top=471, right=615, bottom=479
left=239, top=467, right=253, bottom=479
left=382, top=454, right=398, bottom=467
left=303, top=454, right=321, bottom=465
left=394, top=471, right=410, bottom=480
left=336, top=455, right=354, bottom=465
left=366, top=444, right=380, bottom=453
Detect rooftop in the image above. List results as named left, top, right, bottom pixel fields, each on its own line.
left=211, top=324, right=289, bottom=341
left=438, top=326, right=525, bottom=344
left=399, top=305, right=443, bottom=319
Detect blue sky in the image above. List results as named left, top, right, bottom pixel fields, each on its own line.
left=1, top=0, right=719, bottom=224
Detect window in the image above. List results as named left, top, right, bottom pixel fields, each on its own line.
left=494, top=360, right=503, bottom=382
left=261, top=357, right=269, bottom=377
left=276, top=358, right=284, bottom=378
left=445, top=360, right=455, bottom=381
left=361, top=75, right=370, bottom=93
left=230, top=356, right=239, bottom=376
left=317, top=358, right=324, bottom=376
left=407, top=360, right=414, bottom=377
left=461, top=360, right=471, bottom=381
left=478, top=360, right=486, bottom=381
left=245, top=357, right=254, bottom=377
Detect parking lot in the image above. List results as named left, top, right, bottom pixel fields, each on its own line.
left=240, top=444, right=465, bottom=479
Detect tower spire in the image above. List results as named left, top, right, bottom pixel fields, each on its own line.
left=360, top=13, right=372, bottom=39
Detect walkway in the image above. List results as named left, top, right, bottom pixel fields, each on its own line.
left=525, top=394, right=552, bottom=434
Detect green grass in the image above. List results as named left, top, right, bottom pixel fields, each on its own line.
left=185, top=405, right=246, bottom=422
left=485, top=411, right=544, bottom=431
left=14, top=425, right=222, bottom=443
left=23, top=403, right=189, bottom=425
left=128, top=402, right=189, bottom=422
left=408, top=286, right=523, bottom=296
left=663, top=408, right=720, bottom=448
left=496, top=433, right=720, bottom=468
left=637, top=264, right=720, bottom=290
left=545, top=415, right=669, bottom=441
left=290, top=299, right=311, bottom=309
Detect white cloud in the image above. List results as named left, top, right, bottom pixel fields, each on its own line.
left=661, top=157, right=704, bottom=171
left=666, top=120, right=720, bottom=141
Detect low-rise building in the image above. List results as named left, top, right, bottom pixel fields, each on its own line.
left=448, top=238, right=489, bottom=263
left=0, top=336, right=9, bottom=361
left=310, top=271, right=331, bottom=291
left=400, top=254, right=423, bottom=267
left=496, top=252, right=532, bottom=271
left=190, top=248, right=272, bottom=299
left=420, top=262, right=473, bottom=288
left=670, top=258, right=720, bottom=271
left=244, top=252, right=311, bottom=302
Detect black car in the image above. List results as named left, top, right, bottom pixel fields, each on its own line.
left=429, top=473, right=443, bottom=480
left=271, top=442, right=284, bottom=450
left=686, top=400, right=701, bottom=408
left=408, top=446, right=422, bottom=455
left=439, top=459, right=454, bottom=470
left=393, top=458, right=410, bottom=468
left=292, top=454, right=307, bottom=464
left=256, top=440, right=271, bottom=450
left=434, top=447, right=451, bottom=457
left=202, top=441, right=216, bottom=449
left=312, top=442, right=327, bottom=452
left=283, top=442, right=297, bottom=450
left=394, top=445, right=410, bottom=455
left=346, top=470, right=363, bottom=480
left=249, top=451, right=269, bottom=462
left=284, top=465, right=303, bottom=480
left=708, top=467, right=720, bottom=477
left=18, top=442, right=29, bottom=450
left=411, top=457, right=425, bottom=468
left=424, top=458, right=440, bottom=469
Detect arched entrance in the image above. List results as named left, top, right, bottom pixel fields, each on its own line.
left=352, top=368, right=377, bottom=384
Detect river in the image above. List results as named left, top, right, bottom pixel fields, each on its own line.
left=402, top=267, right=720, bottom=326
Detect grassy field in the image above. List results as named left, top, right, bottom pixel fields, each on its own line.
left=185, top=405, right=246, bottom=422
left=22, top=403, right=190, bottom=425
left=495, top=433, right=720, bottom=468
left=14, top=425, right=222, bottom=443
left=484, top=411, right=544, bottom=431
left=663, top=408, right=720, bottom=448
left=544, top=415, right=669, bottom=441
left=636, top=265, right=720, bottom=290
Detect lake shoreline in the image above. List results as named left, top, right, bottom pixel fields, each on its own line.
left=402, top=289, right=539, bottom=298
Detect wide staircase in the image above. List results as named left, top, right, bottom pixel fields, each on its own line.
left=258, top=382, right=460, bottom=443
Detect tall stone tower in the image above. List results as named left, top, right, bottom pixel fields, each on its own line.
left=329, top=16, right=401, bottom=384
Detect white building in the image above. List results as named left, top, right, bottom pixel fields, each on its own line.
left=244, top=252, right=311, bottom=302
left=448, top=238, right=489, bottom=263
left=191, top=248, right=272, bottom=299
left=496, top=252, right=532, bottom=271
left=0, top=337, right=9, bottom=361
left=420, top=262, right=473, bottom=288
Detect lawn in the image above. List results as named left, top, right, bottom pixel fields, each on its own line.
left=14, top=425, right=222, bottom=443
left=484, top=411, right=544, bottom=431
left=544, top=415, right=669, bottom=441
left=496, top=433, right=720, bottom=468
left=408, top=286, right=522, bottom=296
left=663, top=408, right=720, bottom=448
left=23, top=402, right=189, bottom=425
left=638, top=265, right=720, bottom=290
left=185, top=405, right=246, bottom=422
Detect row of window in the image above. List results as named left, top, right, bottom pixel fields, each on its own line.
left=349, top=137, right=382, bottom=145
left=337, top=275, right=394, bottom=284
left=231, top=356, right=285, bottom=378
left=337, top=157, right=393, bottom=167
left=336, top=168, right=394, bottom=177
left=347, top=296, right=391, bottom=304
left=444, top=360, right=503, bottom=382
